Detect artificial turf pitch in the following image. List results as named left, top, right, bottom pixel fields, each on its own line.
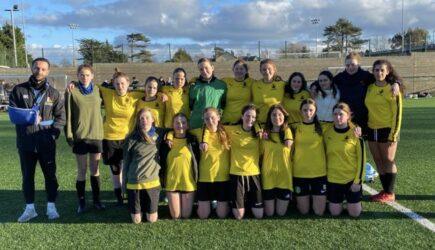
left=0, top=98, right=434, bottom=249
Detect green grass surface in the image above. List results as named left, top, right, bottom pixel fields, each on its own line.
left=0, top=98, right=434, bottom=249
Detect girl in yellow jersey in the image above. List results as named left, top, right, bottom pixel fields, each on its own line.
left=161, top=68, right=190, bottom=128
left=325, top=103, right=365, bottom=217
left=190, top=108, right=231, bottom=219
left=251, top=59, right=286, bottom=124
left=261, top=104, right=293, bottom=217
left=282, top=72, right=312, bottom=124
left=123, top=108, right=165, bottom=223
left=136, top=77, right=165, bottom=127
left=160, top=113, right=199, bottom=219
left=222, top=59, right=254, bottom=124
left=226, top=104, right=263, bottom=219
left=365, top=60, right=403, bottom=203
left=99, top=72, right=144, bottom=205
left=291, top=98, right=327, bottom=216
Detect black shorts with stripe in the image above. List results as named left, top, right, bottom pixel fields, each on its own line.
left=262, top=188, right=292, bottom=201
left=367, top=127, right=392, bottom=143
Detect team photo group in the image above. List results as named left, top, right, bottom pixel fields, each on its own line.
left=8, top=52, right=402, bottom=224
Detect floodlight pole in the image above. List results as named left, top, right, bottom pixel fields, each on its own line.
left=4, top=5, right=19, bottom=67
left=69, top=23, right=79, bottom=67
left=401, top=0, right=405, bottom=54
left=310, top=18, right=320, bottom=55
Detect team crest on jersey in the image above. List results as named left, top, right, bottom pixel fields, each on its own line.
left=155, top=103, right=159, bottom=108
left=295, top=186, right=301, bottom=194
left=272, top=84, right=276, bottom=89
left=378, top=89, right=384, bottom=95
left=300, top=96, right=305, bottom=100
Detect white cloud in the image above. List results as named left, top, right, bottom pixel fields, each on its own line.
left=29, top=0, right=435, bottom=43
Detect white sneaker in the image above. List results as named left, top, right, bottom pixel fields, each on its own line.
left=46, top=205, right=60, bottom=220
left=18, top=208, right=38, bottom=223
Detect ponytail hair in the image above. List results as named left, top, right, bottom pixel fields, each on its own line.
left=202, top=107, right=230, bottom=150
left=332, top=102, right=356, bottom=129
left=300, top=98, right=322, bottom=136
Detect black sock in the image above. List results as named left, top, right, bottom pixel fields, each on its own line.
left=76, top=180, right=86, bottom=200
left=90, top=176, right=101, bottom=202
left=384, top=173, right=397, bottom=194
left=114, top=188, right=123, bottom=202
left=379, top=174, right=387, bottom=192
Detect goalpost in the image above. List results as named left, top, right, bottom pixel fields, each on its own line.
left=275, top=51, right=341, bottom=59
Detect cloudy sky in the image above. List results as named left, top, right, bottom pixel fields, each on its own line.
left=1, top=0, right=434, bottom=63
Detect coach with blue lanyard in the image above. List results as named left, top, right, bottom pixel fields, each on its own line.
left=8, top=58, right=65, bottom=223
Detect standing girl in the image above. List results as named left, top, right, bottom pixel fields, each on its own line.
left=226, top=104, right=263, bottom=219
left=189, top=58, right=227, bottom=129
left=291, top=99, right=327, bottom=216
left=282, top=72, right=311, bottom=124
left=191, top=107, right=231, bottom=219
left=324, top=102, right=365, bottom=217
left=261, top=104, right=293, bottom=216
left=251, top=59, right=286, bottom=124
left=100, top=72, right=143, bottom=205
left=161, top=68, right=190, bottom=128
left=123, top=108, right=164, bottom=223
left=65, top=64, right=105, bottom=213
left=160, top=113, right=199, bottom=219
left=136, top=76, right=165, bottom=127
left=221, top=59, right=254, bottom=124
left=67, top=71, right=143, bottom=205
left=312, top=71, right=340, bottom=122
left=365, top=60, right=402, bottom=202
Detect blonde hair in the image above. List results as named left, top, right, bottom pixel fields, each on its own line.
left=332, top=102, right=356, bottom=129
left=345, top=52, right=361, bottom=62
left=203, top=107, right=230, bottom=150
left=134, top=108, right=155, bottom=144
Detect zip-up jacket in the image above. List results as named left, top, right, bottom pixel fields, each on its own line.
left=9, top=77, right=65, bottom=152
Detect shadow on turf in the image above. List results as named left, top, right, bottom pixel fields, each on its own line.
left=394, top=194, right=435, bottom=201
left=2, top=191, right=434, bottom=223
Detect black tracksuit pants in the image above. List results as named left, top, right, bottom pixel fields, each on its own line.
left=18, top=149, right=59, bottom=204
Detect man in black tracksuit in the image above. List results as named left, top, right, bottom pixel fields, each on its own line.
left=9, top=58, right=65, bottom=222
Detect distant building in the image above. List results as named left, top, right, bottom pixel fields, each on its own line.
left=215, top=52, right=237, bottom=62
left=241, top=55, right=260, bottom=61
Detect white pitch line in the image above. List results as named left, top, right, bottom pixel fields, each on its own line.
left=363, top=184, right=435, bottom=233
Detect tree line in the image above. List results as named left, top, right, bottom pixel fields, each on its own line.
left=0, top=18, right=432, bottom=67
